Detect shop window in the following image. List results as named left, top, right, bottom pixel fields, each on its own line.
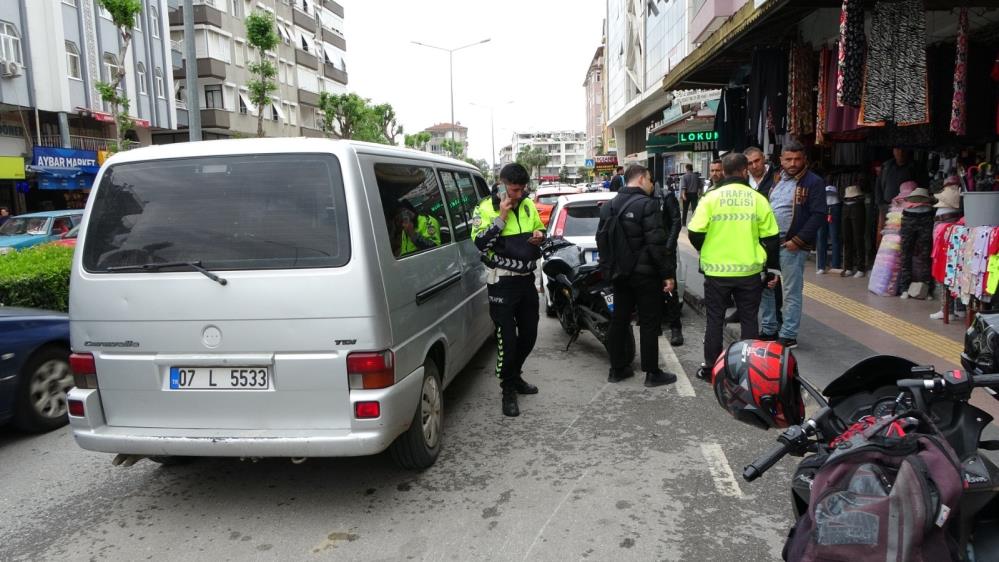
left=374, top=163, right=452, bottom=259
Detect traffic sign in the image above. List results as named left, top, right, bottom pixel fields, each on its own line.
left=585, top=159, right=595, bottom=168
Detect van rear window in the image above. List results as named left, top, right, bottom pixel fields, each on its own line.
left=82, top=153, right=349, bottom=272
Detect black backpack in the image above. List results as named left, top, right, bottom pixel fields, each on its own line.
left=596, top=194, right=642, bottom=280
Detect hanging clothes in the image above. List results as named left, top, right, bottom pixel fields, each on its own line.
left=836, top=0, right=865, bottom=108
left=860, top=0, right=929, bottom=127
left=950, top=8, right=969, bottom=135
left=715, top=87, right=749, bottom=152
left=748, top=47, right=788, bottom=147
left=816, top=47, right=829, bottom=146
left=787, top=43, right=816, bottom=137
left=824, top=45, right=862, bottom=135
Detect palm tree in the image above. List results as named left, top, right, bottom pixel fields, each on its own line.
left=516, top=146, right=549, bottom=184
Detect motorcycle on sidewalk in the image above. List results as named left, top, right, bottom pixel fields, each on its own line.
left=712, top=313, right=999, bottom=561
left=540, top=237, right=635, bottom=361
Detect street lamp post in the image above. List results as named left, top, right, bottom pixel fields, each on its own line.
left=470, top=100, right=513, bottom=174
left=411, top=38, right=490, bottom=155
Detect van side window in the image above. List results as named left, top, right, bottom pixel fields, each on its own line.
left=374, top=163, right=451, bottom=259
left=473, top=175, right=490, bottom=200
left=438, top=170, right=479, bottom=241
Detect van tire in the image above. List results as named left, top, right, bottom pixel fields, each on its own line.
left=390, top=360, right=442, bottom=470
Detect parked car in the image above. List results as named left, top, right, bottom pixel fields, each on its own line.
left=542, top=192, right=685, bottom=315
left=534, top=186, right=581, bottom=227
left=49, top=225, right=79, bottom=248
left=68, top=138, right=493, bottom=469
left=0, top=308, right=72, bottom=432
left=0, top=210, right=84, bottom=255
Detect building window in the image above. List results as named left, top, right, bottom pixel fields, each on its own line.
left=154, top=68, right=165, bottom=98
left=98, top=5, right=112, bottom=19
left=205, top=84, right=223, bottom=109
left=136, top=62, right=147, bottom=94
left=300, top=34, right=309, bottom=52
left=0, top=21, right=23, bottom=65
left=301, top=0, right=310, bottom=13
left=231, top=0, right=243, bottom=18
left=238, top=94, right=248, bottom=114
left=134, top=13, right=142, bottom=31
left=62, top=0, right=77, bottom=6
left=288, top=103, right=297, bottom=126
left=270, top=104, right=279, bottom=122
left=65, top=41, right=81, bottom=79
left=234, top=39, right=245, bottom=66
left=103, top=53, right=120, bottom=83
left=150, top=4, right=160, bottom=38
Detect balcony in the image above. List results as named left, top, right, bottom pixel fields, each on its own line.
left=322, top=64, right=347, bottom=85
left=300, top=125, right=326, bottom=138
left=36, top=135, right=115, bottom=152
left=199, top=108, right=230, bottom=129
left=295, top=48, right=318, bottom=70
left=690, top=0, right=739, bottom=43
left=298, top=88, right=321, bottom=107
left=324, top=0, right=344, bottom=17
left=292, top=8, right=317, bottom=33
left=321, top=28, right=346, bottom=51
left=168, top=3, right=223, bottom=28
left=173, top=58, right=227, bottom=80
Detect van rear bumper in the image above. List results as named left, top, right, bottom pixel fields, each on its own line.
left=67, top=367, right=423, bottom=458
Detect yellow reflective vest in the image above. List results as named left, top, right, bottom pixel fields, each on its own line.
left=471, top=196, right=546, bottom=273
left=400, top=214, right=441, bottom=256
left=687, top=180, right=779, bottom=277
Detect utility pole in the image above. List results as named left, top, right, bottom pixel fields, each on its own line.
left=183, top=0, right=202, bottom=141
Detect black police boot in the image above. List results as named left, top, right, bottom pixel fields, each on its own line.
left=644, top=369, right=678, bottom=387
left=669, top=327, right=684, bottom=346
left=513, top=378, right=539, bottom=395
left=502, top=391, right=520, bottom=417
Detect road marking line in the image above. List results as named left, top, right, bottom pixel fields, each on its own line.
left=803, top=283, right=963, bottom=362
left=522, top=469, right=590, bottom=561
left=560, top=383, right=610, bottom=437
left=700, top=443, right=743, bottom=498
left=659, top=336, right=696, bottom=397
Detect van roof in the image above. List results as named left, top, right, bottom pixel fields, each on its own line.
left=103, top=138, right=482, bottom=172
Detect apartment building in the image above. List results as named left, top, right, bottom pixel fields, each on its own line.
left=0, top=0, right=177, bottom=213
left=157, top=0, right=348, bottom=143
left=421, top=122, right=468, bottom=157
left=582, top=44, right=606, bottom=161
left=511, top=130, right=586, bottom=181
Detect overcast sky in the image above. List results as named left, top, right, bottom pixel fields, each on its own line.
left=343, top=0, right=606, bottom=164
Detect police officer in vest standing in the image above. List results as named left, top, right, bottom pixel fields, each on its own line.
left=471, top=163, right=547, bottom=417
left=687, top=153, right=781, bottom=380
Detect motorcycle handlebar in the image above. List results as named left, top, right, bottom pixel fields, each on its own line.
left=743, top=442, right=791, bottom=482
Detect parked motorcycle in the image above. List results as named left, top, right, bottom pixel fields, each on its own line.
left=541, top=237, right=634, bottom=360
left=718, top=312, right=999, bottom=561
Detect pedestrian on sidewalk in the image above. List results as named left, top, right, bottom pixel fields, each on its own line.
left=745, top=147, right=775, bottom=194
left=597, top=164, right=678, bottom=388
left=687, top=153, right=780, bottom=381
left=680, top=164, right=703, bottom=224
left=471, top=163, right=546, bottom=417
left=840, top=185, right=868, bottom=277
left=609, top=166, right=625, bottom=192
left=759, top=140, right=828, bottom=349
left=655, top=176, right=684, bottom=346
left=707, top=159, right=724, bottom=191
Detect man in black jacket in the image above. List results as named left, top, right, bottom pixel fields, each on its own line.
left=656, top=181, right=684, bottom=346
left=597, top=165, right=678, bottom=387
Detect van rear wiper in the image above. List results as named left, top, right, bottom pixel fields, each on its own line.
left=105, top=261, right=228, bottom=286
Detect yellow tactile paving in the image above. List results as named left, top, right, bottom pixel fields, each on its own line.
left=803, top=282, right=964, bottom=363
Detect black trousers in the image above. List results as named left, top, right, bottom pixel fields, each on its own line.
left=704, top=274, right=764, bottom=367
left=682, top=193, right=699, bottom=224
left=488, top=276, right=539, bottom=392
left=610, top=275, right=663, bottom=373
left=899, top=211, right=934, bottom=290
left=842, top=202, right=867, bottom=272
left=663, top=291, right=682, bottom=330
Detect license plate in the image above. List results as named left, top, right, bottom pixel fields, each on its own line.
left=603, top=294, right=614, bottom=305
left=169, top=367, right=270, bottom=390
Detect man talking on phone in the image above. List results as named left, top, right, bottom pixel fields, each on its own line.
left=471, top=163, right=546, bottom=417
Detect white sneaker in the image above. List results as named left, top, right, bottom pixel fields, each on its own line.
left=930, top=310, right=945, bottom=320
left=854, top=271, right=866, bottom=278
left=901, top=293, right=909, bottom=299
left=816, top=269, right=826, bottom=275
left=841, top=269, right=855, bottom=277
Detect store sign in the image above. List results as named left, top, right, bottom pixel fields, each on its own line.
left=677, top=131, right=719, bottom=143
left=647, top=130, right=719, bottom=153
left=0, top=156, right=25, bottom=179
left=594, top=154, right=618, bottom=174
left=0, top=123, right=25, bottom=138
left=32, top=146, right=98, bottom=168
left=84, top=109, right=151, bottom=128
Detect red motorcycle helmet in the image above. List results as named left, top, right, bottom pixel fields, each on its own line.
left=711, top=340, right=805, bottom=430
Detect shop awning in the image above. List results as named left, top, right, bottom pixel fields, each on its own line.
left=238, top=91, right=258, bottom=116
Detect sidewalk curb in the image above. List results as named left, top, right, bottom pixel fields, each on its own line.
left=682, top=284, right=744, bottom=342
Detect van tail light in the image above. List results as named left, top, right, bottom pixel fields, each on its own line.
left=347, top=351, right=395, bottom=390
left=354, top=401, right=381, bottom=419
left=70, top=352, right=99, bottom=389
left=552, top=208, right=568, bottom=237
left=68, top=399, right=85, bottom=417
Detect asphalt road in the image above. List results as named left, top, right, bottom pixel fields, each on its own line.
left=1, top=303, right=825, bottom=562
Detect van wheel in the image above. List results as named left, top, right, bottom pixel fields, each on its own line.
left=390, top=360, right=442, bottom=470
left=13, top=346, right=72, bottom=433
left=148, top=456, right=194, bottom=466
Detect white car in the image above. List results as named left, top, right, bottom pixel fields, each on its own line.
left=541, top=191, right=685, bottom=315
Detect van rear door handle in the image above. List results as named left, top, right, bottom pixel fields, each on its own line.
left=416, top=272, right=462, bottom=305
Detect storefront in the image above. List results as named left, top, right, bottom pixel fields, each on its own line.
left=26, top=146, right=98, bottom=212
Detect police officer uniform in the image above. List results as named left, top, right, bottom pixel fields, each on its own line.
left=471, top=194, right=546, bottom=415
left=687, top=176, right=780, bottom=377
left=399, top=214, right=441, bottom=255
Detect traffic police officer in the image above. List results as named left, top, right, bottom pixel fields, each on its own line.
left=687, top=153, right=781, bottom=380
left=398, top=207, right=441, bottom=256
left=471, top=163, right=546, bottom=417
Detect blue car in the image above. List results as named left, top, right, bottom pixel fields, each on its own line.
left=0, top=307, right=72, bottom=432
left=0, top=210, right=84, bottom=255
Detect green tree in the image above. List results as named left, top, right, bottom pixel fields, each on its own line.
left=404, top=131, right=431, bottom=150
left=464, top=158, right=489, bottom=175
left=245, top=11, right=279, bottom=138
left=576, top=166, right=593, bottom=182
left=558, top=166, right=569, bottom=184
left=96, top=0, right=142, bottom=152
left=441, top=138, right=466, bottom=158
left=516, top=146, right=549, bottom=184
left=595, top=139, right=605, bottom=155
left=318, top=92, right=400, bottom=144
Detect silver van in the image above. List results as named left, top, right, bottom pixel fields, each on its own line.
left=66, top=139, right=493, bottom=469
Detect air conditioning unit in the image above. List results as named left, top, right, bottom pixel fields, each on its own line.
left=1, top=61, right=22, bottom=78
